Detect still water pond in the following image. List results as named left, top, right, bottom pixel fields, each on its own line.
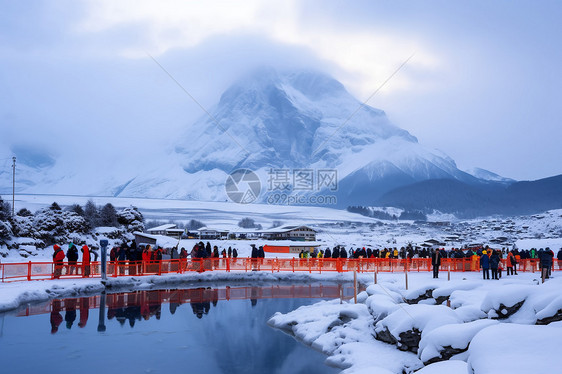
left=0, top=284, right=357, bottom=374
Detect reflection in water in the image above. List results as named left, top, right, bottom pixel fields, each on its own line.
left=16, top=284, right=361, bottom=332
left=2, top=284, right=362, bottom=374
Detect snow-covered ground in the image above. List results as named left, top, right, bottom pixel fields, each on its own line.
left=5, top=195, right=562, bottom=261
left=268, top=271, right=562, bottom=374
left=2, top=269, right=561, bottom=373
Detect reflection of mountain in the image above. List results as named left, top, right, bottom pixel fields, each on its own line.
left=202, top=297, right=336, bottom=374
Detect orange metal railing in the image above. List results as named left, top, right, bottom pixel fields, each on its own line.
left=1, top=258, right=560, bottom=283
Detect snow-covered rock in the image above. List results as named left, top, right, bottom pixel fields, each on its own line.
left=480, top=284, right=534, bottom=319
left=467, top=324, right=562, bottom=374
left=418, top=319, right=499, bottom=364
left=414, top=360, right=468, bottom=374
left=374, top=304, right=461, bottom=353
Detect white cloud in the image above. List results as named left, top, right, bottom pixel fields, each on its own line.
left=76, top=0, right=442, bottom=97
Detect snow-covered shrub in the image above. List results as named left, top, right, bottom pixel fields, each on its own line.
left=11, top=214, right=36, bottom=238
left=116, top=206, right=144, bottom=232
left=33, top=207, right=87, bottom=246
left=0, top=220, right=12, bottom=245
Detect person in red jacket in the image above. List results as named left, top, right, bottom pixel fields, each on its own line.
left=53, top=244, right=65, bottom=279
left=81, top=245, right=91, bottom=277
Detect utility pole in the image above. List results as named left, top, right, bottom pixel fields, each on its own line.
left=12, top=157, right=16, bottom=216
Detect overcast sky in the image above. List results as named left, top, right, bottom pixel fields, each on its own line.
left=1, top=0, right=561, bottom=181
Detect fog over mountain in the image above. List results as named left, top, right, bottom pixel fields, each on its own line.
left=2, top=67, right=560, bottom=215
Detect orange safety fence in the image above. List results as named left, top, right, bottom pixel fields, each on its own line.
left=1, top=258, right=561, bottom=283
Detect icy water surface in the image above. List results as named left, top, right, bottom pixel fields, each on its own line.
left=0, top=284, right=355, bottom=374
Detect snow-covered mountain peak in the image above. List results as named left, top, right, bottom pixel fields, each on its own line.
left=176, top=67, right=419, bottom=175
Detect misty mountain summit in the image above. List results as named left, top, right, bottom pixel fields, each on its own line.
left=174, top=67, right=471, bottom=202
left=176, top=67, right=419, bottom=173
left=4, top=67, right=560, bottom=215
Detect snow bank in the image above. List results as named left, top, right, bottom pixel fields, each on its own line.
left=0, top=279, right=104, bottom=312
left=414, top=360, right=467, bottom=374
left=418, top=319, right=498, bottom=364
left=467, top=324, right=562, bottom=374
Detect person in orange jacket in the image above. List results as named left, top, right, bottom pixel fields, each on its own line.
left=53, top=244, right=65, bottom=279
left=81, top=245, right=91, bottom=277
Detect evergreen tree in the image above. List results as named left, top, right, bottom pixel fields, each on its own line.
left=100, top=203, right=118, bottom=227
left=186, top=219, right=205, bottom=230
left=17, top=208, right=33, bottom=217
left=0, top=196, right=11, bottom=221
left=68, top=203, right=85, bottom=216
left=84, top=199, right=100, bottom=229
left=50, top=202, right=62, bottom=211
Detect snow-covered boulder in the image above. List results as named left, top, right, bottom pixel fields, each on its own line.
left=418, top=319, right=498, bottom=365
left=432, top=280, right=481, bottom=305
left=268, top=300, right=371, bottom=352
left=364, top=284, right=402, bottom=323
left=403, top=283, right=439, bottom=304
left=415, top=360, right=468, bottom=374
left=467, top=324, right=562, bottom=374
left=480, top=285, right=534, bottom=319
left=374, top=304, right=460, bottom=353
left=535, top=296, right=562, bottom=325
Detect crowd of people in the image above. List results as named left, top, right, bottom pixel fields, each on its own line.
left=50, top=240, right=562, bottom=280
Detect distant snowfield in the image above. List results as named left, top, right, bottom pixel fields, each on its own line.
left=14, top=193, right=378, bottom=227
left=1, top=270, right=561, bottom=374
left=9, top=194, right=562, bottom=260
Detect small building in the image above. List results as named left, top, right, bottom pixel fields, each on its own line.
left=146, top=224, right=184, bottom=239
left=263, top=244, right=320, bottom=254
left=133, top=232, right=158, bottom=247
left=133, top=231, right=180, bottom=251
left=262, top=225, right=317, bottom=241
left=147, top=224, right=176, bottom=235
left=197, top=227, right=229, bottom=240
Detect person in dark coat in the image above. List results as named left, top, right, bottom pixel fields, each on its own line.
left=117, top=245, right=128, bottom=275
left=212, top=246, right=220, bottom=258
left=480, top=250, right=490, bottom=279
left=332, top=247, right=339, bottom=258
left=258, top=246, right=265, bottom=258
left=324, top=248, right=331, bottom=258
left=340, top=248, right=347, bottom=259
left=228, top=247, right=232, bottom=258
left=251, top=244, right=258, bottom=258
left=489, top=250, right=500, bottom=280
left=232, top=248, right=238, bottom=258
left=66, top=243, right=79, bottom=275
left=250, top=244, right=259, bottom=271
left=540, top=247, right=554, bottom=280
left=431, top=248, right=442, bottom=278
left=126, top=242, right=137, bottom=275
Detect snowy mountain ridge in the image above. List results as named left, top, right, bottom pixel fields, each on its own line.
left=1, top=67, right=515, bottom=206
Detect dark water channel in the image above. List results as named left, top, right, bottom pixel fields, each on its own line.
left=0, top=284, right=359, bottom=374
